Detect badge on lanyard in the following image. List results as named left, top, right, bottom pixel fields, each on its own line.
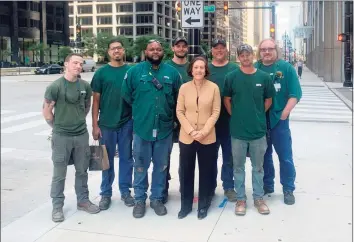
left=153, top=129, right=157, bottom=138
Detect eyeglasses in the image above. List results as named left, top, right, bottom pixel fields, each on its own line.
left=109, top=46, right=124, bottom=51
left=64, top=80, right=81, bottom=104
left=260, top=47, right=276, bottom=53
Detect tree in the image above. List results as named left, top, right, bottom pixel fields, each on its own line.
left=28, top=43, right=49, bottom=64
left=1, top=49, right=11, bottom=62
left=201, top=41, right=211, bottom=60
left=132, top=35, right=173, bottom=61
left=58, top=46, right=73, bottom=61
left=95, top=32, right=114, bottom=59
left=82, top=32, right=96, bottom=57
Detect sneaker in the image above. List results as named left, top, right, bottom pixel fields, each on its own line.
left=264, top=187, right=274, bottom=195
left=235, top=200, right=247, bottom=216
left=254, top=199, right=270, bottom=215
left=284, top=191, right=295, bottom=205
left=121, top=194, right=135, bottom=207
left=99, top=197, right=111, bottom=210
left=224, top=189, right=237, bottom=202
left=150, top=200, right=167, bottom=216
left=133, top=201, right=146, bottom=218
left=52, top=207, right=64, bottom=222
left=77, top=201, right=100, bottom=214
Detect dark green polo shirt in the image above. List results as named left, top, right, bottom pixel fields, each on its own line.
left=165, top=59, right=192, bottom=83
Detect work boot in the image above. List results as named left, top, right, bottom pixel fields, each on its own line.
left=224, top=189, right=237, bottom=202
left=235, top=200, right=247, bottom=216
left=150, top=200, right=167, bottom=216
left=52, top=207, right=64, bottom=222
left=121, top=194, right=135, bottom=207
left=133, top=201, right=146, bottom=218
left=99, top=197, right=111, bottom=210
left=77, top=201, right=100, bottom=214
left=254, top=199, right=270, bottom=215
left=284, top=191, right=295, bottom=205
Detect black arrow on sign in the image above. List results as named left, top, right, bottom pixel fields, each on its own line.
left=185, top=17, right=200, bottom=25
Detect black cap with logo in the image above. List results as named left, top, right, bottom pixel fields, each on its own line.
left=172, top=37, right=188, bottom=46
left=237, top=44, right=253, bottom=55
left=212, top=39, right=227, bottom=48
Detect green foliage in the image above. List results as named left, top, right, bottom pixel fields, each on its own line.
left=28, top=43, right=49, bottom=62
left=58, top=46, right=73, bottom=61
left=82, top=32, right=95, bottom=57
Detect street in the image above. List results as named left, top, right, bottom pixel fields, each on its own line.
left=1, top=68, right=353, bottom=242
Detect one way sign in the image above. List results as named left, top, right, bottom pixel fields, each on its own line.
left=181, top=1, right=204, bottom=29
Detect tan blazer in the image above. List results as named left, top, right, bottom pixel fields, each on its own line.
left=176, top=80, right=221, bottom=145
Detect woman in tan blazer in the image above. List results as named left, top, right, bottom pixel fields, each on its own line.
left=176, top=56, right=221, bottom=220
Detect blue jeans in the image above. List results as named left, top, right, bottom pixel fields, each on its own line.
left=231, top=136, right=267, bottom=201
left=99, top=120, right=134, bottom=197
left=133, top=133, right=172, bottom=202
left=213, top=133, right=234, bottom=191
left=263, top=119, right=296, bottom=193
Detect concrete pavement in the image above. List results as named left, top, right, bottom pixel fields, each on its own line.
left=1, top=67, right=353, bottom=242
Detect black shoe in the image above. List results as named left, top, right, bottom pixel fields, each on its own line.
left=99, top=197, right=111, bottom=210
left=284, top=191, right=295, bottom=205
left=162, top=196, right=168, bottom=204
left=264, top=188, right=274, bottom=195
left=178, top=208, right=192, bottom=219
left=121, top=194, right=135, bottom=207
left=133, top=201, right=146, bottom=218
left=150, top=200, right=167, bottom=216
left=197, top=208, right=208, bottom=220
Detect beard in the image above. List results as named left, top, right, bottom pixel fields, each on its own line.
left=175, top=52, right=187, bottom=58
left=112, top=56, right=122, bottom=62
left=146, top=55, right=163, bottom=65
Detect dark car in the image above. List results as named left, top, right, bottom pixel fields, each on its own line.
left=35, top=64, right=63, bottom=75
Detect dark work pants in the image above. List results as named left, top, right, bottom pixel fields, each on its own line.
left=179, top=141, right=217, bottom=211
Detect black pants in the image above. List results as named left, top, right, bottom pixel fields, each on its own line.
left=179, top=141, right=217, bottom=211
left=298, top=67, right=303, bottom=77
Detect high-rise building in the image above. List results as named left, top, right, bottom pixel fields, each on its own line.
left=246, top=1, right=266, bottom=48
left=69, top=1, right=183, bottom=45
left=0, top=1, right=69, bottom=64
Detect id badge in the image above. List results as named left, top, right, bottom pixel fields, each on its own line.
left=274, top=83, right=281, bottom=91
left=153, top=129, right=157, bottom=138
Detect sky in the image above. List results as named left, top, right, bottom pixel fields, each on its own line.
left=275, top=1, right=301, bottom=41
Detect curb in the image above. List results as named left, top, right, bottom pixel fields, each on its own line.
left=323, top=82, right=353, bottom=111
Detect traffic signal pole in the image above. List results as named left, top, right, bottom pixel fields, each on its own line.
left=343, top=1, right=353, bottom=87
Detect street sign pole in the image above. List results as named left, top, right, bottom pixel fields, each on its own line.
left=181, top=1, right=205, bottom=61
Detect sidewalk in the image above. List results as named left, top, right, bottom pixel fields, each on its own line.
left=1, top=67, right=353, bottom=242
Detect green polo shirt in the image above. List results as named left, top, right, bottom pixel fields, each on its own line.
left=224, top=69, right=276, bottom=141
left=208, top=62, right=239, bottom=136
left=90, top=64, right=132, bottom=130
left=44, top=76, right=92, bottom=136
left=165, top=59, right=192, bottom=83
left=121, top=61, right=183, bottom=141
left=254, top=59, right=302, bottom=128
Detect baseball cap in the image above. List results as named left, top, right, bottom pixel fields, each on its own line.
left=212, top=39, right=227, bottom=48
left=172, top=37, right=188, bottom=46
left=237, top=44, right=253, bottom=55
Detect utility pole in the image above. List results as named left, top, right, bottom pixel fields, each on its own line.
left=343, top=1, right=353, bottom=87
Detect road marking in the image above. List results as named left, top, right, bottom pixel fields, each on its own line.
left=34, top=129, right=52, bottom=136
left=1, top=110, right=16, bottom=115
left=1, top=120, right=46, bottom=134
left=1, top=112, right=42, bottom=124
left=1, top=148, right=15, bottom=154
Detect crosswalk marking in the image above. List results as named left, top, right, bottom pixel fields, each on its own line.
left=1, top=110, right=16, bottom=115
left=1, top=148, right=16, bottom=154
left=1, top=112, right=42, bottom=124
left=1, top=120, right=46, bottom=134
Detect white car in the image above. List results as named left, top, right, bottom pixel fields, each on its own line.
left=82, top=59, right=96, bottom=72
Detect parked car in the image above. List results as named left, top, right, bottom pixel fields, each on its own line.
left=82, top=59, right=96, bottom=72
left=35, top=64, right=63, bottom=75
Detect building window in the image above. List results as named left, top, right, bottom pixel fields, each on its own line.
left=82, top=28, right=93, bottom=36
left=18, top=18, right=27, bottom=27
left=79, top=17, right=93, bottom=25
left=165, top=29, right=170, bottom=38
left=117, top=27, right=133, bottom=35
left=0, top=15, right=10, bottom=26
left=69, top=6, right=74, bottom=14
left=56, top=7, right=63, bottom=17
left=136, top=15, right=153, bottom=24
left=117, top=3, right=133, bottom=12
left=97, top=16, right=112, bottom=25
left=117, top=15, right=133, bottom=24
left=97, top=28, right=112, bottom=34
left=172, top=20, right=176, bottom=28
left=157, top=4, right=163, bottom=14
left=69, top=17, right=74, bottom=26
left=30, top=2, right=39, bottom=12
left=172, top=31, right=177, bottom=39
left=30, top=19, right=40, bottom=28
left=136, top=2, right=153, bottom=12
left=136, top=26, right=153, bottom=35
left=158, top=27, right=163, bottom=36
left=70, top=28, right=74, bottom=37
left=97, top=4, right=112, bottom=13
left=18, top=2, right=27, bottom=10
left=47, top=20, right=54, bottom=30
left=46, top=5, right=54, bottom=15
left=165, top=18, right=170, bottom=27
left=165, top=7, right=170, bottom=15
left=157, top=16, right=163, bottom=25
left=78, top=5, right=92, bottom=14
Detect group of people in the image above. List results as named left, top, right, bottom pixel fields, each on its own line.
left=42, top=36, right=302, bottom=222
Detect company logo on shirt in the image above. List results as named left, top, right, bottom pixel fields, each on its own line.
left=164, top=76, right=170, bottom=79
left=256, top=84, right=262, bottom=87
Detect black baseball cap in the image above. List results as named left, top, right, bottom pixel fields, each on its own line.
left=237, top=44, right=253, bottom=55
left=172, top=37, right=188, bottom=46
left=212, top=39, right=227, bottom=48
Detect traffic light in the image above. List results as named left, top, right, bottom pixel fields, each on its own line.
left=176, top=1, right=181, bottom=12
left=337, top=33, right=348, bottom=42
left=224, top=1, right=228, bottom=15
left=76, top=24, right=81, bottom=42
left=270, top=24, right=275, bottom=39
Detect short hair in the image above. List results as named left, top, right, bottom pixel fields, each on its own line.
left=108, top=38, right=124, bottom=49
left=256, top=38, right=282, bottom=61
left=187, top=56, right=210, bottom=78
left=65, top=53, right=83, bottom=62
